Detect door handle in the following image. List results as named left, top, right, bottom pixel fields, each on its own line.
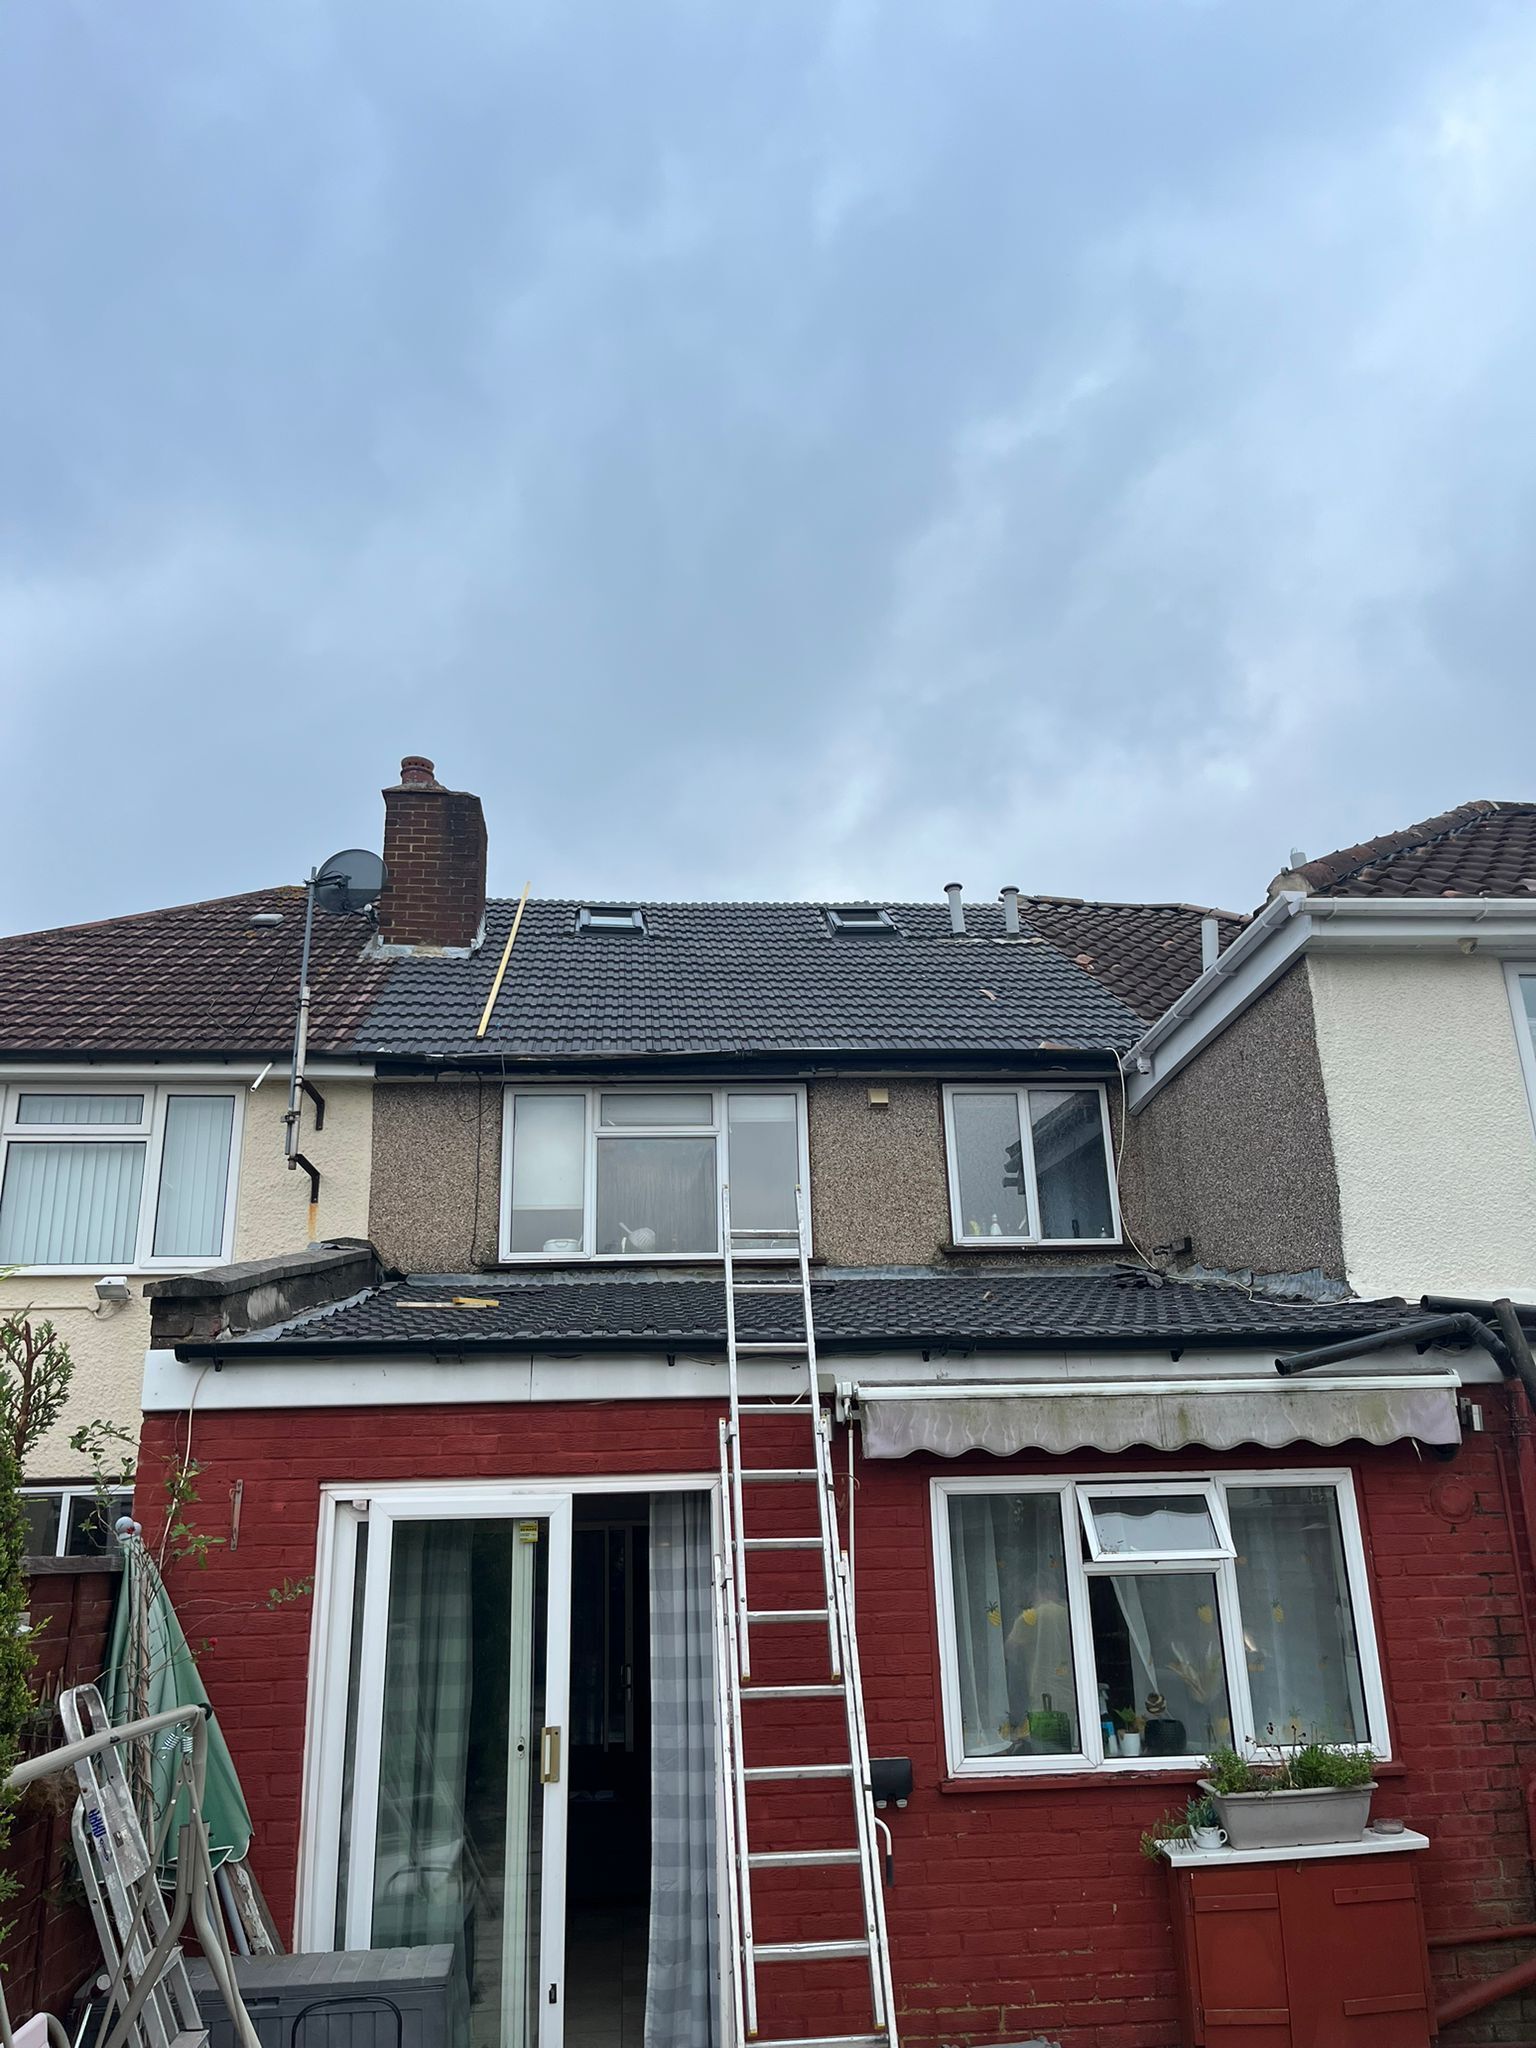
left=541, top=1725, right=561, bottom=1784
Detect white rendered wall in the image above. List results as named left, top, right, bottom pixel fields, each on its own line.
left=1308, top=952, right=1536, bottom=1302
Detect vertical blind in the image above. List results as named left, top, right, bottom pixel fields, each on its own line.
left=0, top=1142, right=147, bottom=1265
left=152, top=1095, right=235, bottom=1258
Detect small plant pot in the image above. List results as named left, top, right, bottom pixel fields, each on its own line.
left=1118, top=1732, right=1143, bottom=1759
left=1199, top=1779, right=1376, bottom=1850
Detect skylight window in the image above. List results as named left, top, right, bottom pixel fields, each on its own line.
left=825, top=906, right=896, bottom=934
left=577, top=906, right=646, bottom=933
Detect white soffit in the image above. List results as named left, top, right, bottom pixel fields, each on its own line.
left=856, top=1373, right=1462, bottom=1459
left=1125, top=894, right=1536, bottom=1109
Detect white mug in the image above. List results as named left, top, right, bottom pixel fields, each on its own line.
left=1192, top=1824, right=1228, bottom=1850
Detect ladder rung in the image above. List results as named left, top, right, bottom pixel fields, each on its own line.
left=741, top=1682, right=844, bottom=1699
left=744, top=1763, right=853, bottom=1781
left=748, top=1848, right=861, bottom=1868
left=751, top=2035, right=886, bottom=2048
left=746, top=1608, right=828, bottom=1625
left=740, top=1468, right=817, bottom=1483
left=756, top=1939, right=872, bottom=1962
left=733, top=1282, right=802, bottom=1292
left=737, top=1401, right=812, bottom=1414
left=736, top=1341, right=810, bottom=1353
left=743, top=1536, right=821, bottom=1550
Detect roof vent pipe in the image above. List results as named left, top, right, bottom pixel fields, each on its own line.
left=944, top=882, right=966, bottom=936
left=1200, top=915, right=1220, bottom=971
left=1000, top=886, right=1021, bottom=936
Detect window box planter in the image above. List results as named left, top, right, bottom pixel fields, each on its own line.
left=1198, top=1777, right=1376, bottom=1850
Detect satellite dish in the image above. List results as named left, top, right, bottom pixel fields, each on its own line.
left=313, top=848, right=388, bottom=917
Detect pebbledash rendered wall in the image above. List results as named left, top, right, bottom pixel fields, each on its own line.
left=138, top=1392, right=1536, bottom=2048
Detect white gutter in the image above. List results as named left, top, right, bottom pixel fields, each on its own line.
left=1123, top=894, right=1536, bottom=1109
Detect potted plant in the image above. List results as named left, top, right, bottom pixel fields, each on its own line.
left=1199, top=1741, right=1377, bottom=1850
left=1140, top=1795, right=1219, bottom=1860
left=1115, top=1707, right=1146, bottom=1759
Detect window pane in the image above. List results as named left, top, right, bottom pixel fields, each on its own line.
left=726, top=1094, right=799, bottom=1241
left=14, top=1093, right=144, bottom=1126
left=1089, top=1572, right=1233, bottom=1757
left=946, top=1494, right=1079, bottom=1759
left=0, top=1141, right=145, bottom=1265
left=64, top=1492, right=128, bottom=1558
left=21, top=1495, right=61, bottom=1556
left=1228, top=1485, right=1368, bottom=1744
left=1522, top=975, right=1536, bottom=1048
left=152, top=1096, right=235, bottom=1258
left=1029, top=1090, right=1114, bottom=1239
left=1089, top=1494, right=1220, bottom=1557
left=508, top=1095, right=586, bottom=1253
left=595, top=1137, right=717, bottom=1254
left=598, top=1093, right=714, bottom=1128
left=951, top=1093, right=1029, bottom=1239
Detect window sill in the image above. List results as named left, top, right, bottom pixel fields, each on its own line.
left=24, top=1554, right=124, bottom=1577
left=940, top=1758, right=1406, bottom=1795
left=943, top=1238, right=1123, bottom=1253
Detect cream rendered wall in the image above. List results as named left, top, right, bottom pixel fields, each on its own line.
left=1, top=1073, right=373, bottom=1477
left=1307, top=952, right=1536, bottom=1301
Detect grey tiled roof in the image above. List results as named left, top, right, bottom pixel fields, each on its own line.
left=191, top=1270, right=1413, bottom=1356
left=357, top=899, right=1148, bottom=1061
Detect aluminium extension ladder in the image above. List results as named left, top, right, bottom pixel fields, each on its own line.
left=712, top=1185, right=898, bottom=2048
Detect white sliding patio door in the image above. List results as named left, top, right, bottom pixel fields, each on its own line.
left=320, top=1488, right=572, bottom=2048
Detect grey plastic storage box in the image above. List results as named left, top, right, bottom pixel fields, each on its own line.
left=188, top=1946, right=456, bottom=2048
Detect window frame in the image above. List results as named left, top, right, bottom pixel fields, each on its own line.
left=0, top=1080, right=244, bottom=1275
left=941, top=1081, right=1121, bottom=1247
left=20, top=1484, right=136, bottom=1558
left=497, top=1082, right=811, bottom=1263
left=1505, top=964, right=1536, bottom=1144
left=931, top=1468, right=1388, bottom=1779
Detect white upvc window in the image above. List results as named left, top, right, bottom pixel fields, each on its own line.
left=1506, top=967, right=1536, bottom=1141
left=933, top=1470, right=1387, bottom=1777
left=498, top=1084, right=810, bottom=1261
left=0, top=1084, right=242, bottom=1274
left=942, top=1082, right=1120, bottom=1245
left=21, top=1485, right=135, bottom=1558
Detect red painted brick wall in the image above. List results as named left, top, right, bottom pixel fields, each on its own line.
left=140, top=1387, right=1536, bottom=2047
left=0, top=1565, right=121, bottom=2023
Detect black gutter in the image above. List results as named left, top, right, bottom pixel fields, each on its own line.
left=366, top=1047, right=1134, bottom=1079
left=1275, top=1313, right=1510, bottom=1377
left=181, top=1321, right=1419, bottom=1365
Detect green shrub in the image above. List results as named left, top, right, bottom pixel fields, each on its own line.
left=1204, top=1745, right=1257, bottom=1794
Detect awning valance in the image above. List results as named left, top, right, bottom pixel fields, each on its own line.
left=857, top=1374, right=1461, bottom=1460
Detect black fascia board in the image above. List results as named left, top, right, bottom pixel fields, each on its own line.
left=370, top=1046, right=1126, bottom=1082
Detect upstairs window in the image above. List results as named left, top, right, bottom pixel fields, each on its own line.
left=942, top=1083, right=1118, bottom=1244
left=1509, top=968, right=1536, bottom=1138
left=0, top=1086, right=241, bottom=1272
left=500, top=1085, right=807, bottom=1260
left=577, top=906, right=646, bottom=933
left=825, top=906, right=896, bottom=934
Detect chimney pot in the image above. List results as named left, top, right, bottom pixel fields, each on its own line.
left=944, top=882, right=966, bottom=936
left=376, top=755, right=488, bottom=951
left=999, top=885, right=1021, bottom=936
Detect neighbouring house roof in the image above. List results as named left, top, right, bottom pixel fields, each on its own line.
left=179, top=1268, right=1414, bottom=1356
left=1015, top=897, right=1247, bottom=1022
left=0, top=888, right=389, bottom=1058
left=356, top=898, right=1163, bottom=1062
left=1284, top=799, right=1536, bottom=900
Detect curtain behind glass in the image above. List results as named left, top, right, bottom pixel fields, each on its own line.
left=946, top=1494, right=1077, bottom=1757
left=0, top=1141, right=145, bottom=1264
left=1095, top=1573, right=1233, bottom=1752
left=646, top=1493, right=720, bottom=2048
left=596, top=1138, right=716, bottom=1253
left=372, top=1522, right=476, bottom=1950
left=1229, top=1486, right=1367, bottom=1742
left=153, top=1096, right=234, bottom=1257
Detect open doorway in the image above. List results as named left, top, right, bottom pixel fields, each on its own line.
left=565, top=1496, right=651, bottom=2047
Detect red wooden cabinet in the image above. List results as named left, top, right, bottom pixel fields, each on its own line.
left=1165, top=1839, right=1433, bottom=2048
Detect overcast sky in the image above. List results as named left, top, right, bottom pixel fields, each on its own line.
left=4, top=1, right=1535, bottom=932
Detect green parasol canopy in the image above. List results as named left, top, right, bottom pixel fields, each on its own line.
left=103, top=1530, right=253, bottom=1871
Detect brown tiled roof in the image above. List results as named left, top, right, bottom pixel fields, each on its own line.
left=1286, top=800, right=1536, bottom=900
left=0, top=888, right=389, bottom=1057
left=1020, top=897, right=1249, bottom=1023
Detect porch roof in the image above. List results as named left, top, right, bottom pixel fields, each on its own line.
left=176, top=1268, right=1418, bottom=1359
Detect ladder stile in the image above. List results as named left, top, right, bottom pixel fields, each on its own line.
left=715, top=1179, right=898, bottom=2048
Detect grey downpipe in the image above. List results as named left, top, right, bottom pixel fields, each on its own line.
left=1275, top=1312, right=1510, bottom=1377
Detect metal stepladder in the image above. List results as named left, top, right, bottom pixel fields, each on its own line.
left=712, top=1185, right=898, bottom=2048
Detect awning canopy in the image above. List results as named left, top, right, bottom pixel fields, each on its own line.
left=856, top=1373, right=1462, bottom=1460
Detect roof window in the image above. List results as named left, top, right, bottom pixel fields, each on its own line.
left=578, top=905, right=647, bottom=933
left=825, top=906, right=896, bottom=934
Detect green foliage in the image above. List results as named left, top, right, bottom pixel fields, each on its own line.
left=1138, top=1793, right=1221, bottom=1860
left=1204, top=1744, right=1257, bottom=1793
left=161, top=1457, right=224, bottom=1570
left=1204, top=1737, right=1376, bottom=1795
left=1114, top=1706, right=1146, bottom=1733
left=265, top=1575, right=314, bottom=1610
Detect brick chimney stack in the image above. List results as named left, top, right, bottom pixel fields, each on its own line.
left=376, top=755, right=488, bottom=952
